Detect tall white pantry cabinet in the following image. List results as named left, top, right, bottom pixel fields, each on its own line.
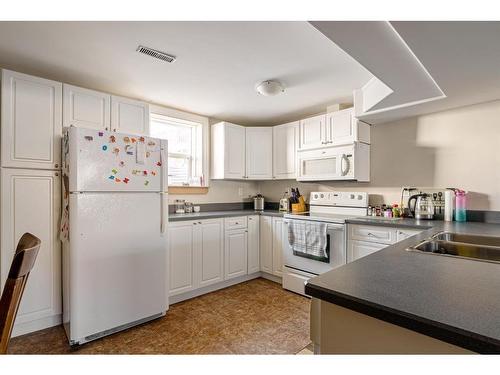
left=0, top=69, right=62, bottom=335
left=0, top=69, right=152, bottom=336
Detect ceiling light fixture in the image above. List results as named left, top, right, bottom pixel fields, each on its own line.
left=255, top=80, right=285, bottom=96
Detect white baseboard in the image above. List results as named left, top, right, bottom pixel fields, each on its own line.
left=260, top=272, right=282, bottom=284
left=170, top=272, right=282, bottom=305
left=12, top=314, right=62, bottom=337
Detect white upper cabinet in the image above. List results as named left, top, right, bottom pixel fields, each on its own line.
left=111, top=95, right=150, bottom=135
left=273, top=121, right=299, bottom=179
left=327, top=107, right=370, bottom=146
left=1, top=70, right=62, bottom=170
left=299, top=114, right=327, bottom=150
left=211, top=122, right=246, bottom=179
left=63, top=84, right=111, bottom=130
left=245, top=127, right=273, bottom=180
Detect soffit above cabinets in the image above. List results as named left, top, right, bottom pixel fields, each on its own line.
left=310, top=21, right=500, bottom=124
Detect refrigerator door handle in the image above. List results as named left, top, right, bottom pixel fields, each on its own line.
left=160, top=140, right=168, bottom=192
left=160, top=192, right=168, bottom=235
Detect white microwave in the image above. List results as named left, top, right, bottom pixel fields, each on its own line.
left=296, top=143, right=370, bottom=182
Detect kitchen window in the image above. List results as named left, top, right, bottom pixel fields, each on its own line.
left=150, top=106, right=209, bottom=187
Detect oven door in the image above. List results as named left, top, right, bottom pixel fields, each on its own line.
left=283, top=220, right=346, bottom=275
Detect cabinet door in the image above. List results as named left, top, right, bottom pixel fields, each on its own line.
left=111, top=95, right=150, bottom=135
left=245, top=127, right=273, bottom=179
left=259, top=216, right=273, bottom=274
left=224, top=229, right=248, bottom=280
left=272, top=217, right=285, bottom=277
left=168, top=222, right=195, bottom=296
left=196, top=219, right=224, bottom=288
left=273, top=122, right=299, bottom=179
left=347, top=239, right=387, bottom=263
left=1, top=70, right=62, bottom=170
left=299, top=114, right=326, bottom=150
left=328, top=108, right=354, bottom=145
left=224, top=124, right=246, bottom=179
left=247, top=216, right=260, bottom=274
left=1, top=168, right=61, bottom=333
left=63, top=84, right=111, bottom=130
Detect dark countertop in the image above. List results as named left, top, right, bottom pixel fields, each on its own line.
left=169, top=209, right=284, bottom=222
left=305, top=220, right=500, bottom=353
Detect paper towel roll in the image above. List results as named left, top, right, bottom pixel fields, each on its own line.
left=444, top=190, right=454, bottom=222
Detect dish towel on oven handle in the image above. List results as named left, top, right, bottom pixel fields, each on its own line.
left=287, top=220, right=328, bottom=259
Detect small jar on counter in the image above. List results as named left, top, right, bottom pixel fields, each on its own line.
left=384, top=206, right=393, bottom=218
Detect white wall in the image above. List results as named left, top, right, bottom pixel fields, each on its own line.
left=259, top=100, right=500, bottom=211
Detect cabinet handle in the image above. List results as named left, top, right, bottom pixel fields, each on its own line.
left=193, top=223, right=197, bottom=225
left=248, top=218, right=252, bottom=221
left=105, top=127, right=109, bottom=131
left=198, top=221, right=202, bottom=224
left=55, top=164, right=59, bottom=168
left=55, top=172, right=59, bottom=177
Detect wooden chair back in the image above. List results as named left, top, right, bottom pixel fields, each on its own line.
left=0, top=233, right=41, bottom=354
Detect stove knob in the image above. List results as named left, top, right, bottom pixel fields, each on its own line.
left=357, top=195, right=363, bottom=200
left=320, top=194, right=324, bottom=198
left=314, top=194, right=319, bottom=199
left=350, top=194, right=355, bottom=199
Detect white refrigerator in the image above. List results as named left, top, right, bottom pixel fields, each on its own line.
left=61, top=127, right=168, bottom=345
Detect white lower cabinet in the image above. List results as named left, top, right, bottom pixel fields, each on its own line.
left=0, top=168, right=62, bottom=335
left=168, top=221, right=196, bottom=296
left=247, top=215, right=260, bottom=274
left=195, top=219, right=224, bottom=288
left=259, top=215, right=273, bottom=274
left=347, top=224, right=423, bottom=263
left=272, top=217, right=285, bottom=277
left=224, top=229, right=248, bottom=280
left=348, top=240, right=387, bottom=263
left=168, top=218, right=224, bottom=296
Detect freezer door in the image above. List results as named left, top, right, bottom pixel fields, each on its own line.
left=67, top=192, right=167, bottom=342
left=67, top=127, right=166, bottom=192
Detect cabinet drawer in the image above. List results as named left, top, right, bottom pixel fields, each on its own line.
left=349, top=224, right=396, bottom=244
left=224, top=216, right=247, bottom=230
left=348, top=239, right=388, bottom=262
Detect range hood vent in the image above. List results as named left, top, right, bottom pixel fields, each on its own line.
left=136, top=45, right=176, bottom=63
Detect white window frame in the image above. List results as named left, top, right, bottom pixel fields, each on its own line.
left=149, top=104, right=210, bottom=187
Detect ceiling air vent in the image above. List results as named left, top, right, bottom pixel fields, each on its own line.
left=136, top=45, right=176, bottom=63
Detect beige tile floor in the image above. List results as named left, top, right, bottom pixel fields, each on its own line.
left=8, top=278, right=312, bottom=354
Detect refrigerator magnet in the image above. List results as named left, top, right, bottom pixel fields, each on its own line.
left=147, top=141, right=156, bottom=146
left=156, top=161, right=162, bottom=166
left=151, top=171, right=156, bottom=176
left=98, top=132, right=104, bottom=137
left=113, top=147, right=120, bottom=155
left=119, top=161, right=125, bottom=167
left=115, top=178, right=121, bottom=183
left=139, top=136, right=145, bottom=143
left=123, top=178, right=129, bottom=184
left=108, top=175, right=115, bottom=180
left=143, top=170, right=148, bottom=176
left=123, top=136, right=130, bottom=143
left=146, top=151, right=151, bottom=158
left=144, top=180, right=149, bottom=186
left=111, top=168, right=118, bottom=174
left=102, top=145, right=108, bottom=151
left=109, top=135, right=116, bottom=143
left=131, top=138, right=137, bottom=143
left=84, top=136, right=93, bottom=141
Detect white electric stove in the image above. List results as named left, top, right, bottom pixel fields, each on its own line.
left=282, top=191, right=368, bottom=296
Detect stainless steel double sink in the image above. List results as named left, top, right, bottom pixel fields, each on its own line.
left=407, top=232, right=500, bottom=264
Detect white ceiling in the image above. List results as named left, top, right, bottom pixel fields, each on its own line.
left=0, top=21, right=373, bottom=125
